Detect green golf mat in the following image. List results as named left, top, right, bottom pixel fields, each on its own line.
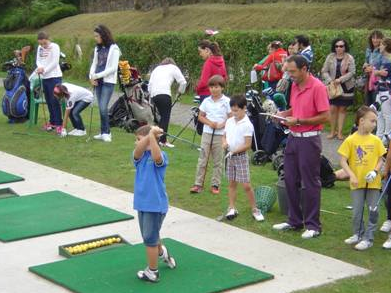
left=0, top=190, right=133, bottom=242
left=0, top=170, right=24, bottom=184
left=29, top=238, right=273, bottom=293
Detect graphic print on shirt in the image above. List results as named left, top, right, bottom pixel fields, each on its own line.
left=355, top=145, right=368, bottom=165
left=38, top=47, right=50, bottom=59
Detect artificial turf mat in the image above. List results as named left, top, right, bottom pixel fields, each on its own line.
left=29, top=238, right=273, bottom=293
left=0, top=170, right=24, bottom=184
left=0, top=190, right=133, bottom=242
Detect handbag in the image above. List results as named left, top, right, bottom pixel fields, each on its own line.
left=327, top=82, right=343, bottom=99
left=267, top=55, right=281, bottom=82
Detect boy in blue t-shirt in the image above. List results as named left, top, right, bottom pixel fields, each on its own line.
left=133, top=125, right=176, bottom=283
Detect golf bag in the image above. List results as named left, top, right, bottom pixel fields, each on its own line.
left=109, top=62, right=156, bottom=132
left=2, top=63, right=29, bottom=122
left=320, top=155, right=336, bottom=188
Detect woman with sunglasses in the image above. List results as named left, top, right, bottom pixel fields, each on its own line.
left=322, top=38, right=356, bottom=140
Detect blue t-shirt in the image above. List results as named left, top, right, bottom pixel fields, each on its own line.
left=133, top=150, right=168, bottom=213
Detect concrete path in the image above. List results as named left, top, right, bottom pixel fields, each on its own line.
left=0, top=151, right=369, bottom=293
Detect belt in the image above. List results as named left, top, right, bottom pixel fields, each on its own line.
left=290, top=131, right=321, bottom=138
left=231, top=152, right=246, bottom=157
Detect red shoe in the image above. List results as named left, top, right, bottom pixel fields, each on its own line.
left=190, top=185, right=203, bottom=194
left=55, top=126, right=63, bottom=135
left=210, top=185, right=220, bottom=195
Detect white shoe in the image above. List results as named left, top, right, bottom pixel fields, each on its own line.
left=225, top=208, right=238, bottom=220
left=101, top=133, right=112, bottom=142
left=252, top=208, right=264, bottom=222
left=380, top=220, right=391, bottom=233
left=137, top=267, right=159, bottom=282
left=272, top=222, right=293, bottom=231
left=70, top=129, right=86, bottom=137
left=93, top=133, right=103, bottom=140
left=355, top=240, right=373, bottom=251
left=68, top=129, right=78, bottom=135
left=382, top=236, right=391, bottom=249
left=301, top=229, right=320, bottom=239
left=344, top=234, right=360, bottom=245
left=159, top=245, right=176, bottom=269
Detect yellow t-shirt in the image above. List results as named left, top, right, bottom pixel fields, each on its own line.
left=338, top=132, right=386, bottom=190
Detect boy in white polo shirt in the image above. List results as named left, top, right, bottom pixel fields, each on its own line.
left=190, top=75, right=231, bottom=195
left=222, top=95, right=264, bottom=221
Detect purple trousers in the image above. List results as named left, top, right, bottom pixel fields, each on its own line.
left=284, top=135, right=322, bottom=231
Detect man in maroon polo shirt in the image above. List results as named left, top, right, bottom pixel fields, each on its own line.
left=273, top=55, right=330, bottom=239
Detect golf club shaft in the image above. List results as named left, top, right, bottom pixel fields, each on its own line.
left=373, top=175, right=391, bottom=210
left=164, top=132, right=201, bottom=149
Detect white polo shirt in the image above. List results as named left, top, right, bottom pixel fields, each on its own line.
left=224, top=115, right=254, bottom=152
left=62, top=83, right=94, bottom=110
left=199, top=95, right=231, bottom=135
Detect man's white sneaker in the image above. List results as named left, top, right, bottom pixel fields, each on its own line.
left=382, top=236, right=391, bottom=249
left=68, top=129, right=78, bottom=135
left=225, top=208, right=238, bottom=220
left=301, top=229, right=320, bottom=239
left=272, top=222, right=293, bottom=231
left=93, top=133, right=103, bottom=140
left=159, top=245, right=176, bottom=269
left=101, top=133, right=112, bottom=142
left=72, top=130, right=86, bottom=136
left=354, top=240, right=373, bottom=251
left=252, top=208, right=264, bottom=222
left=137, top=267, right=159, bottom=282
left=344, top=234, right=360, bottom=245
left=380, top=220, right=391, bottom=233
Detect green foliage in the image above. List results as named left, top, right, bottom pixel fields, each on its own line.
left=1, top=29, right=389, bottom=97
left=0, top=0, right=78, bottom=32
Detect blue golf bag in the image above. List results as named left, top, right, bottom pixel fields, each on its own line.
left=2, top=65, right=29, bottom=122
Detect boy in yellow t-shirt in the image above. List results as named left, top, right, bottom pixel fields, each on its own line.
left=338, top=106, right=386, bottom=251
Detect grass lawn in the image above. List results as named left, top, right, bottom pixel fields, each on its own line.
left=0, top=86, right=389, bottom=292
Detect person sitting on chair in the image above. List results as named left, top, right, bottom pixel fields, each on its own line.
left=53, top=83, right=94, bottom=137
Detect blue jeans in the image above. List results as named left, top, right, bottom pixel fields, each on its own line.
left=69, top=101, right=90, bottom=130
left=138, top=211, right=166, bottom=247
left=95, top=82, right=115, bottom=134
left=43, top=77, right=62, bottom=126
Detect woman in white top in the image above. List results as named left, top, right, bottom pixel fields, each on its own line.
left=89, top=25, right=121, bottom=142
left=148, top=58, right=187, bottom=147
left=53, top=83, right=93, bottom=137
left=36, top=31, right=63, bottom=133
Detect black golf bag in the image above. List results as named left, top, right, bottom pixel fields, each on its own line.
left=320, top=155, right=336, bottom=188
left=2, top=62, right=29, bottom=122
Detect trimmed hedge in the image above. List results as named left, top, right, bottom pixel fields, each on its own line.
left=1, top=29, right=389, bottom=96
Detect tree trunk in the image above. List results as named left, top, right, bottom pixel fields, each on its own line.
left=161, top=0, right=169, bottom=17
left=364, top=0, right=391, bottom=19
left=134, top=0, right=141, bottom=10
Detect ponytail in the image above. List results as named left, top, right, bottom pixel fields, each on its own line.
left=198, top=39, right=222, bottom=56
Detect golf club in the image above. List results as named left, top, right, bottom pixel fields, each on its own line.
left=171, top=93, right=182, bottom=108
left=164, top=132, right=201, bottom=149
left=358, top=182, right=368, bottom=240
left=369, top=175, right=391, bottom=223
left=38, top=75, right=49, bottom=128
left=216, top=148, right=230, bottom=222
left=86, top=87, right=95, bottom=143
left=12, top=131, right=52, bottom=138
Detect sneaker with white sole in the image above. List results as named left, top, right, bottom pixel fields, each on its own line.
left=70, top=129, right=86, bottom=136
left=382, top=235, right=391, bottom=249
left=344, top=234, right=360, bottom=245
left=380, top=220, right=391, bottom=233
left=252, top=208, right=264, bottom=222
left=355, top=240, right=373, bottom=251
left=137, top=267, right=159, bottom=282
left=68, top=129, right=78, bottom=135
left=272, top=222, right=294, bottom=231
left=93, top=133, right=103, bottom=140
left=301, top=229, right=320, bottom=239
left=101, top=133, right=112, bottom=142
left=159, top=245, right=176, bottom=269
left=225, top=208, right=238, bottom=220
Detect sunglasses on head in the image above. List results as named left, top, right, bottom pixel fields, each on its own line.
left=335, top=44, right=345, bottom=48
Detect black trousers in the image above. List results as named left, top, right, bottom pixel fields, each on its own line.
left=152, top=94, right=171, bottom=143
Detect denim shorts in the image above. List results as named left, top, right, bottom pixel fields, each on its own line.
left=138, top=211, right=166, bottom=247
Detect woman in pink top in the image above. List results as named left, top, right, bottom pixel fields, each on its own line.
left=196, top=40, right=227, bottom=103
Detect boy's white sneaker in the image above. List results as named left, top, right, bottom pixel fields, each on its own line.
left=382, top=236, right=391, bottom=249
left=159, top=245, right=176, bottom=269
left=71, top=130, right=86, bottom=136
left=93, top=133, right=103, bottom=140
left=354, top=240, right=373, bottom=251
left=252, top=208, right=264, bottom=222
left=380, top=220, right=391, bottom=233
left=344, top=234, right=361, bottom=245
left=137, top=267, right=159, bottom=282
left=68, top=129, right=78, bottom=135
left=101, top=133, right=112, bottom=142
left=225, top=208, right=238, bottom=220
left=272, top=222, right=293, bottom=231
left=301, top=229, right=320, bottom=239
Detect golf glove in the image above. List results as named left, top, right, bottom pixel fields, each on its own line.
left=60, top=128, right=67, bottom=138
left=365, top=170, right=377, bottom=183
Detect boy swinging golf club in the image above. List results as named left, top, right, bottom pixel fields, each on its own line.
left=53, top=83, right=94, bottom=137
left=338, top=106, right=386, bottom=250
